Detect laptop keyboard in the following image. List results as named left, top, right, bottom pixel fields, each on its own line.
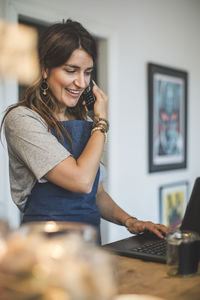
left=130, top=239, right=167, bottom=257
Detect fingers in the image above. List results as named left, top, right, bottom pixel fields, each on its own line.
left=150, top=227, right=165, bottom=239
left=144, top=222, right=169, bottom=239
left=156, top=223, right=170, bottom=234
left=127, top=220, right=169, bottom=239
left=125, top=218, right=170, bottom=239
left=139, top=221, right=163, bottom=238
left=92, top=82, right=108, bottom=119
left=92, top=82, right=108, bottom=100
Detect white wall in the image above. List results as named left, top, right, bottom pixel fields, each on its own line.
left=1, top=0, right=200, bottom=242
left=0, top=0, right=20, bottom=227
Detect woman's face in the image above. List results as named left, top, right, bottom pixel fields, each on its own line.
left=45, top=48, right=93, bottom=110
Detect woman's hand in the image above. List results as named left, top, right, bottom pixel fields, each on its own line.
left=92, top=82, right=108, bottom=119
left=125, top=218, right=170, bottom=239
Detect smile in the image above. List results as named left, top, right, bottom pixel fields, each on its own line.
left=65, top=88, right=81, bottom=95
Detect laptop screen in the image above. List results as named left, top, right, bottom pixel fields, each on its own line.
left=180, top=177, right=200, bottom=235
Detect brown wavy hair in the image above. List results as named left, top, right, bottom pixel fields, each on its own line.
left=0, top=19, right=97, bottom=143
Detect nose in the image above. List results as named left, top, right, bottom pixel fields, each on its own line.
left=74, top=73, right=87, bottom=89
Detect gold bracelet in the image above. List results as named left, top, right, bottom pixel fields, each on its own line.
left=91, top=126, right=107, bottom=143
left=124, top=216, right=138, bottom=228
left=93, top=118, right=109, bottom=132
left=95, top=123, right=107, bottom=133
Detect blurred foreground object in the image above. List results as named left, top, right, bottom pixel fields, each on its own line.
left=0, top=225, right=117, bottom=300
left=0, top=219, right=11, bottom=237
left=0, top=219, right=11, bottom=262
left=114, top=295, right=164, bottom=300
left=19, top=221, right=98, bottom=244
left=0, top=20, right=39, bottom=84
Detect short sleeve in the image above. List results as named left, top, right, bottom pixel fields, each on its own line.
left=99, top=163, right=107, bottom=182
left=4, top=107, right=71, bottom=180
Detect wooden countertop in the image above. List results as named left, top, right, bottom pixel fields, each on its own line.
left=115, top=255, right=200, bottom=300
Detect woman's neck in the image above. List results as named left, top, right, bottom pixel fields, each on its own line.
left=54, top=109, right=75, bottom=121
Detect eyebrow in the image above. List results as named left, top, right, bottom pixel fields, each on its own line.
left=64, top=64, right=94, bottom=71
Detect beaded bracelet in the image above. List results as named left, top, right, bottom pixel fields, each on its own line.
left=93, top=118, right=109, bottom=132
left=124, top=216, right=138, bottom=228
left=91, top=126, right=107, bottom=143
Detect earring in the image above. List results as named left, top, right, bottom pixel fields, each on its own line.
left=40, top=78, right=49, bottom=96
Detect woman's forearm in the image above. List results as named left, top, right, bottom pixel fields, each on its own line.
left=96, top=183, right=131, bottom=225
left=45, top=130, right=105, bottom=193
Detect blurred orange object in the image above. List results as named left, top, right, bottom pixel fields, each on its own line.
left=0, top=20, right=39, bottom=84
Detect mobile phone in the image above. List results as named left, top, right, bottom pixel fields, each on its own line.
left=80, top=81, right=96, bottom=111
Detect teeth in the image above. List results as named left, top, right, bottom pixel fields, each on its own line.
left=66, top=88, right=80, bottom=94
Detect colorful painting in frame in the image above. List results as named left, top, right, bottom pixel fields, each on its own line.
left=148, top=63, right=188, bottom=172
left=159, top=181, right=188, bottom=229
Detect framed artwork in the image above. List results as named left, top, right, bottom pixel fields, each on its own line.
left=159, top=181, right=189, bottom=229
left=148, top=63, right=188, bottom=172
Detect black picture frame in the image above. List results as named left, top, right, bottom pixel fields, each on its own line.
left=159, top=181, right=189, bottom=229
left=148, top=63, right=188, bottom=172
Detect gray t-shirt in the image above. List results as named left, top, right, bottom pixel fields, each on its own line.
left=4, top=106, right=70, bottom=211
left=4, top=106, right=106, bottom=212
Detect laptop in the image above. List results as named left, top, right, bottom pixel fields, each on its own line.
left=103, top=177, right=200, bottom=264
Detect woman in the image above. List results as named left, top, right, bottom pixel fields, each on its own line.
left=1, top=20, right=168, bottom=241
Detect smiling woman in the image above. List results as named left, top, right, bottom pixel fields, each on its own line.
left=0, top=19, right=169, bottom=243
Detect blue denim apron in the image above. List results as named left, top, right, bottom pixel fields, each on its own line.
left=22, top=120, right=101, bottom=232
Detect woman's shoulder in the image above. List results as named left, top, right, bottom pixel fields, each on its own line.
left=5, top=106, right=46, bottom=123
left=6, top=106, right=41, bottom=120
left=4, top=106, right=47, bottom=130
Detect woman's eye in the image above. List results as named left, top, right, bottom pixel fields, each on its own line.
left=85, top=71, right=92, bottom=76
left=64, top=69, right=75, bottom=73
